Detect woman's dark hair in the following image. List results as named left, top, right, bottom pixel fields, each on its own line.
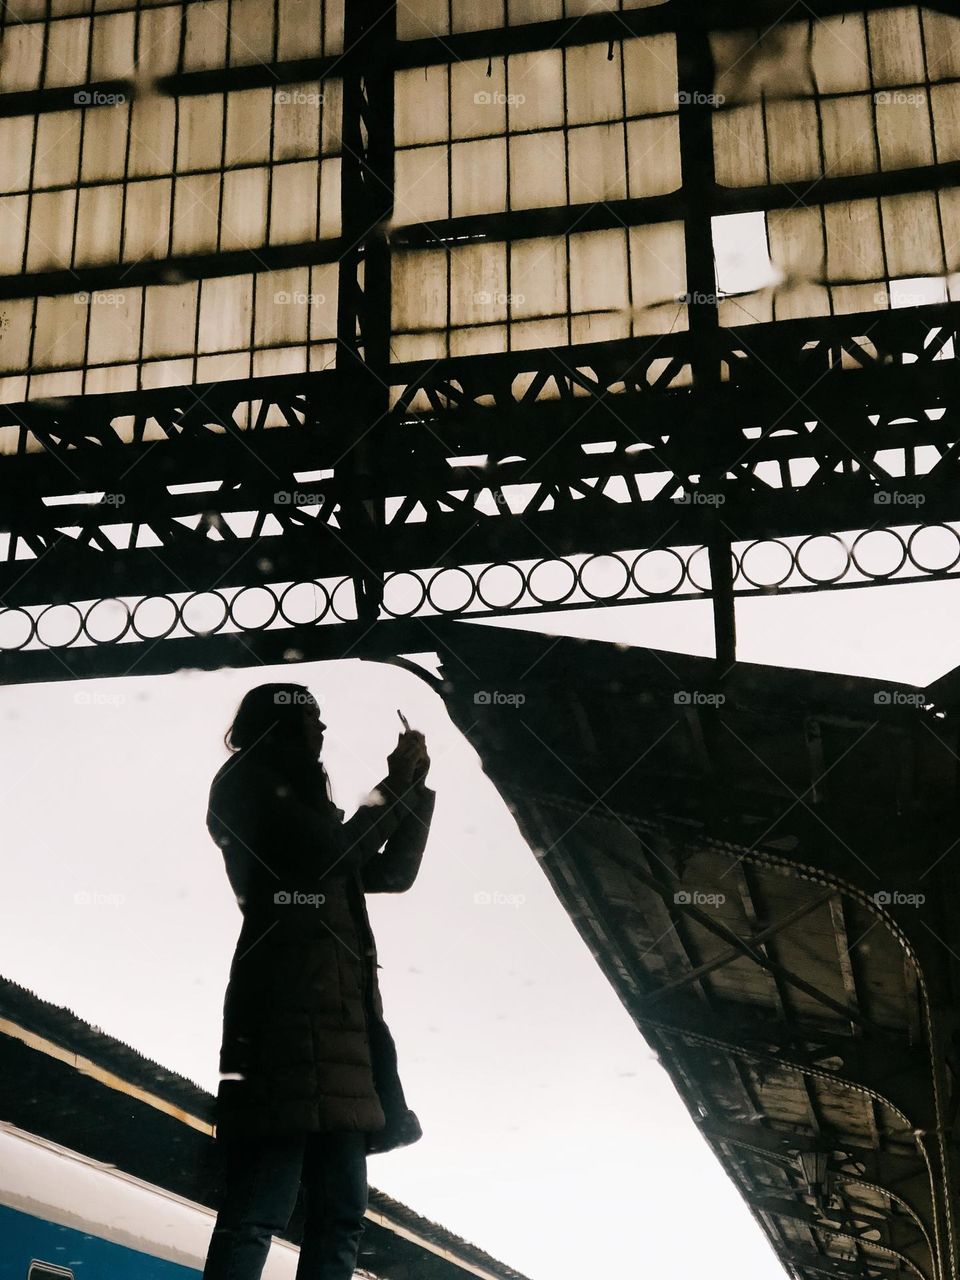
left=224, top=682, right=333, bottom=806
left=225, top=682, right=318, bottom=753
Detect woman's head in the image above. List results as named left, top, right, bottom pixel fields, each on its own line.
left=225, top=683, right=326, bottom=758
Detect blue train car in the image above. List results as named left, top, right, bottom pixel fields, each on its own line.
left=0, top=977, right=530, bottom=1280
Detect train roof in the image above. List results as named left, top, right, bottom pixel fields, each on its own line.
left=0, top=973, right=533, bottom=1280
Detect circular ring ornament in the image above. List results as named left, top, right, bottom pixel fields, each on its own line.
left=631, top=548, right=686, bottom=597
left=36, top=602, right=84, bottom=648
left=131, top=595, right=179, bottom=641
left=0, top=608, right=36, bottom=651
left=228, top=585, right=280, bottom=631
left=578, top=554, right=631, bottom=602
left=795, top=533, right=850, bottom=585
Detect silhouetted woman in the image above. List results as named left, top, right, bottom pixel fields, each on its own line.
left=202, top=682, right=434, bottom=1280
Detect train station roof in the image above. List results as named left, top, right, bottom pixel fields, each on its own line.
left=439, top=623, right=960, bottom=1280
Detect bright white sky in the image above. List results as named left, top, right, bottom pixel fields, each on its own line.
left=2, top=580, right=960, bottom=1279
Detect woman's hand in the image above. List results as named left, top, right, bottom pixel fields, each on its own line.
left=387, top=729, right=430, bottom=787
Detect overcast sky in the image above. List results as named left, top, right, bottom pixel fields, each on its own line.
left=1, top=580, right=959, bottom=1279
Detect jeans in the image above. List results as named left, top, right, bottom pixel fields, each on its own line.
left=202, top=1129, right=368, bottom=1280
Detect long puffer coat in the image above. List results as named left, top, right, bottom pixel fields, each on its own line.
left=206, top=747, right=435, bottom=1154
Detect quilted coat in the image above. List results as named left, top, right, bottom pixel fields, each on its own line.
left=207, top=744, right=435, bottom=1153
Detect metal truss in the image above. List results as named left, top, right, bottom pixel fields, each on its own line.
left=2, top=299, right=960, bottom=681
left=4, top=0, right=960, bottom=681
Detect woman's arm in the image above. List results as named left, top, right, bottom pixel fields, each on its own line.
left=361, top=781, right=436, bottom=893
